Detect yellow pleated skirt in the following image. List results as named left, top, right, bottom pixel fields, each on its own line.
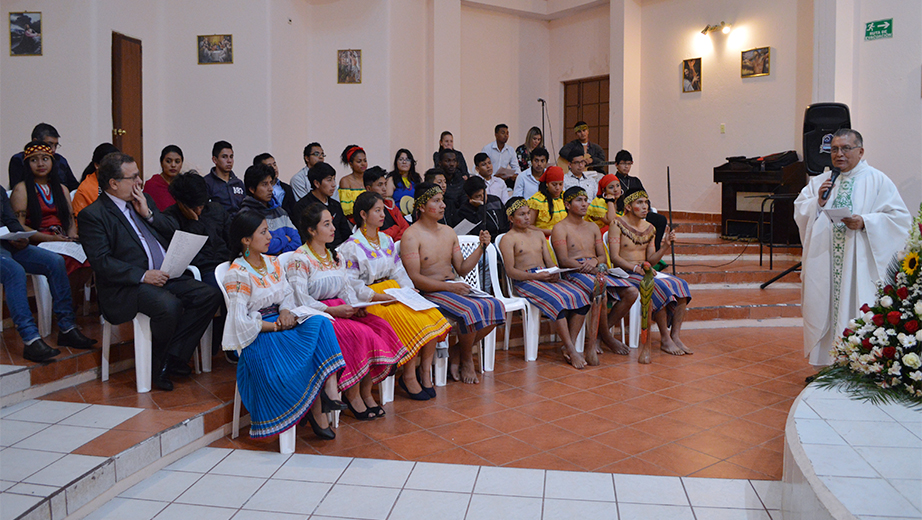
left=366, top=280, right=451, bottom=366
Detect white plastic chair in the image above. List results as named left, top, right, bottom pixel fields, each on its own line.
left=602, top=230, right=640, bottom=349
left=101, top=267, right=213, bottom=393
left=456, top=235, right=498, bottom=372
left=490, top=234, right=536, bottom=361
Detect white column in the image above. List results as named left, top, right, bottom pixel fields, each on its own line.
left=609, top=0, right=642, bottom=156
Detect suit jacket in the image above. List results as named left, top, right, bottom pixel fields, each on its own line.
left=78, top=193, right=176, bottom=324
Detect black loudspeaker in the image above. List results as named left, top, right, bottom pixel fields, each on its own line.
left=803, top=103, right=850, bottom=175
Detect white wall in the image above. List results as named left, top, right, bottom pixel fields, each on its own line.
left=548, top=4, right=610, bottom=154
left=843, top=1, right=922, bottom=211
left=460, top=5, right=550, bottom=163
left=637, top=0, right=812, bottom=213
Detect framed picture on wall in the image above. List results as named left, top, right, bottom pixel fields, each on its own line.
left=338, top=49, right=361, bottom=84
left=198, top=34, right=233, bottom=64
left=682, top=58, right=701, bottom=93
left=9, top=12, right=41, bottom=56
left=741, top=47, right=770, bottom=77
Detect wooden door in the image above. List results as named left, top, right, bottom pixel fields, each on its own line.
left=562, top=75, right=610, bottom=161
left=112, top=32, right=143, bottom=171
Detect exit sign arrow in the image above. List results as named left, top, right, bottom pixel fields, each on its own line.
left=865, top=18, right=893, bottom=41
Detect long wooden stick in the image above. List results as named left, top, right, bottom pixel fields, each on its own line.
left=667, top=166, right=676, bottom=275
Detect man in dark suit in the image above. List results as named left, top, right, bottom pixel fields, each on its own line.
left=78, top=153, right=222, bottom=391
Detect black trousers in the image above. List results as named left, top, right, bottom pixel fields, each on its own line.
left=646, top=211, right=668, bottom=252
left=137, top=275, right=223, bottom=366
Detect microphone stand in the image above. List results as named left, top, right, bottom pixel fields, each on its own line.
left=667, top=166, right=676, bottom=275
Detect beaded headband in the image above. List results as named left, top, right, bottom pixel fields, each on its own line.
left=414, top=186, right=442, bottom=212
left=564, top=188, right=587, bottom=204
left=623, top=189, right=649, bottom=206
left=505, top=198, right=528, bottom=216
left=23, top=143, right=54, bottom=161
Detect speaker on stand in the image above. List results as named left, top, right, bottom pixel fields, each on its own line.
left=760, top=102, right=851, bottom=289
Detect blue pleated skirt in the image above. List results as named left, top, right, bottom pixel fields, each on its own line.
left=237, top=315, right=345, bottom=438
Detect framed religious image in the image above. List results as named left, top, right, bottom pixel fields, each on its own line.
left=338, top=49, right=361, bottom=84
left=9, top=12, right=42, bottom=56
left=741, top=47, right=770, bottom=78
left=198, top=34, right=233, bottom=64
left=682, top=58, right=701, bottom=93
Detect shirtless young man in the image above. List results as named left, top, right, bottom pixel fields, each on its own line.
left=500, top=197, right=591, bottom=368
left=608, top=187, right=692, bottom=356
left=551, top=187, right=637, bottom=364
left=400, top=182, right=505, bottom=384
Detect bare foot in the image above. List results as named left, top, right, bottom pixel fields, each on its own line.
left=584, top=342, right=600, bottom=366
left=562, top=345, right=587, bottom=369
left=638, top=343, right=652, bottom=364
left=603, top=335, right=630, bottom=355
left=460, top=360, right=480, bottom=384
left=675, top=338, right=694, bottom=354
left=660, top=338, right=686, bottom=356
left=449, top=363, right=461, bottom=382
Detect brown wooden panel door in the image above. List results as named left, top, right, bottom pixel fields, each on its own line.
left=562, top=75, right=610, bottom=162
left=112, top=32, right=143, bottom=172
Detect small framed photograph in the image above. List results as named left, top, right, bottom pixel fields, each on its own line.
left=198, top=34, right=233, bottom=64
left=682, top=58, right=701, bottom=93
left=741, top=47, right=770, bottom=77
left=10, top=12, right=42, bottom=56
left=338, top=49, right=361, bottom=84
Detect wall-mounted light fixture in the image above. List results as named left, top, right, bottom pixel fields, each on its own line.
left=701, top=21, right=731, bottom=35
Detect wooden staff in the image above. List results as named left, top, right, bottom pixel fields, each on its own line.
left=667, top=166, right=676, bottom=276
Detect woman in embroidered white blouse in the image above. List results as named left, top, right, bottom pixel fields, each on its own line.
left=222, top=210, right=346, bottom=440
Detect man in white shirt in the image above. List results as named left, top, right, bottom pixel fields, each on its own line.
left=473, top=153, right=509, bottom=203
left=562, top=149, right=596, bottom=193
left=481, top=124, right=520, bottom=181
left=290, top=142, right=325, bottom=201
left=513, top=147, right=549, bottom=200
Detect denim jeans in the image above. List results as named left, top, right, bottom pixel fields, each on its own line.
left=0, top=244, right=76, bottom=342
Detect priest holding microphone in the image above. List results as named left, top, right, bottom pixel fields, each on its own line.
left=794, top=129, right=910, bottom=367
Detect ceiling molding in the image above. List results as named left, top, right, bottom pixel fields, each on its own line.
left=461, top=0, right=608, bottom=21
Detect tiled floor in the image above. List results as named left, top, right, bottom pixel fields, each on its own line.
left=10, top=326, right=811, bottom=481
left=202, top=326, right=811, bottom=479
left=82, top=447, right=784, bottom=520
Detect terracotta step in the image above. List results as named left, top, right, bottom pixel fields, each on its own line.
left=686, top=304, right=801, bottom=321
left=673, top=241, right=801, bottom=256
left=662, top=211, right=721, bottom=223
left=686, top=287, right=801, bottom=321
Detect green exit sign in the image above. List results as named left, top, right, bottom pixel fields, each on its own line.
left=865, top=18, right=893, bottom=41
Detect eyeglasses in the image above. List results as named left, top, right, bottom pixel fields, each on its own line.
left=830, top=146, right=859, bottom=154
left=116, top=173, right=141, bottom=181
left=310, top=152, right=325, bottom=158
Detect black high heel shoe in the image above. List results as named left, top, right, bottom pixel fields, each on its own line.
left=300, top=412, right=335, bottom=440
left=347, top=400, right=379, bottom=420
left=320, top=390, right=348, bottom=413
left=398, top=376, right=431, bottom=401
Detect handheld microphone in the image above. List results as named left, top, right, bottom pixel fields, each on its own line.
left=821, top=168, right=840, bottom=200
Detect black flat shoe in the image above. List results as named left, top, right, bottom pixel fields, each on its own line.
left=320, top=391, right=348, bottom=413
left=22, top=339, right=60, bottom=363
left=398, top=376, right=430, bottom=401
left=302, top=412, right=335, bottom=440
left=417, top=367, right=436, bottom=399
left=57, top=328, right=97, bottom=349
left=347, top=400, right=379, bottom=420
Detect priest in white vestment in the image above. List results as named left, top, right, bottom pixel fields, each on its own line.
left=794, top=129, right=911, bottom=366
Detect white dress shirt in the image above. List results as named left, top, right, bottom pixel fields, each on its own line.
left=481, top=141, right=521, bottom=175
left=513, top=168, right=542, bottom=200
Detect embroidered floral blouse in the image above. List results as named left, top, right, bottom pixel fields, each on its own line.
left=337, top=230, right=414, bottom=302
left=286, top=244, right=360, bottom=310
left=222, top=255, right=295, bottom=351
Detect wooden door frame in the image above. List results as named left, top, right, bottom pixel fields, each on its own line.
left=111, top=32, right=143, bottom=171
